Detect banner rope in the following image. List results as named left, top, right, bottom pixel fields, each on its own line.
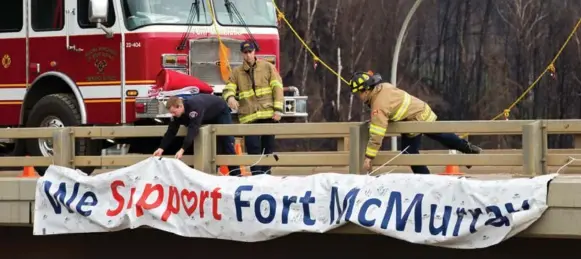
left=555, top=156, right=580, bottom=174
left=228, top=148, right=268, bottom=176
left=368, top=146, right=410, bottom=175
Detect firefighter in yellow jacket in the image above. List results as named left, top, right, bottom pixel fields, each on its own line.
left=349, top=71, right=482, bottom=174
left=222, top=40, right=285, bottom=175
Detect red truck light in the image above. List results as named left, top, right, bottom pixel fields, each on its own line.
left=135, top=103, right=146, bottom=114
left=161, top=54, right=188, bottom=69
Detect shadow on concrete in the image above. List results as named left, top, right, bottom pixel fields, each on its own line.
left=0, top=227, right=576, bottom=259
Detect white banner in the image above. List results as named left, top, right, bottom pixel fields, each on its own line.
left=33, top=157, right=556, bottom=249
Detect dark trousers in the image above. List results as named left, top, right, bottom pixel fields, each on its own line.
left=244, top=119, right=276, bottom=175
left=401, top=133, right=469, bottom=174
left=210, top=108, right=240, bottom=175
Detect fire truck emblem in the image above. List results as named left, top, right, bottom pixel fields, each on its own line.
left=85, top=47, right=118, bottom=81
left=1, top=54, right=11, bottom=69
left=94, top=60, right=107, bottom=74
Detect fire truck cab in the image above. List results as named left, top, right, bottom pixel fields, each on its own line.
left=0, top=0, right=308, bottom=175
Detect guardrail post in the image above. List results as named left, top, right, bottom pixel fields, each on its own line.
left=541, top=120, right=548, bottom=174
left=522, top=120, right=544, bottom=176
left=349, top=122, right=368, bottom=174
left=52, top=128, right=74, bottom=168
left=193, top=125, right=214, bottom=174
left=210, top=126, right=218, bottom=175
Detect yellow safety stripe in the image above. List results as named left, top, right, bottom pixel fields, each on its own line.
left=223, top=83, right=237, bottom=100
left=238, top=87, right=273, bottom=100
left=407, top=106, right=438, bottom=137
left=274, top=101, right=283, bottom=110
left=270, top=80, right=283, bottom=88
left=239, top=90, right=254, bottom=99
left=365, top=147, right=378, bottom=158
left=239, top=109, right=275, bottom=124
left=425, top=112, right=437, bottom=122
left=390, top=93, right=411, bottom=121
left=369, top=123, right=386, bottom=136
left=419, top=106, right=437, bottom=122
left=255, top=87, right=272, bottom=96
left=223, top=91, right=235, bottom=100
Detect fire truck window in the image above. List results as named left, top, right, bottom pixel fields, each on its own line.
left=0, top=0, right=23, bottom=33
left=31, top=0, right=65, bottom=32
left=121, top=0, right=212, bottom=31
left=213, top=0, right=276, bottom=27
left=78, top=0, right=116, bottom=28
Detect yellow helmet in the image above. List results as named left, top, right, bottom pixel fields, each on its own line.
left=349, top=71, right=382, bottom=93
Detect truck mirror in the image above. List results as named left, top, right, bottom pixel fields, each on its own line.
left=89, top=0, right=109, bottom=23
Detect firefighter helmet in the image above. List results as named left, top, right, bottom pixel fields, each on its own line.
left=349, top=71, right=382, bottom=93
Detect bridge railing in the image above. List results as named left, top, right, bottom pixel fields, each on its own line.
left=212, top=119, right=581, bottom=175
left=1, top=119, right=581, bottom=176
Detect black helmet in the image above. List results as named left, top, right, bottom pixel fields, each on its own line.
left=349, top=71, right=383, bottom=93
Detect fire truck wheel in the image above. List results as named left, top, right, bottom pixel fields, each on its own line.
left=24, top=93, right=101, bottom=176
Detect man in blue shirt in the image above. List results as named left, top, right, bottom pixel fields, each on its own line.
left=153, top=94, right=241, bottom=175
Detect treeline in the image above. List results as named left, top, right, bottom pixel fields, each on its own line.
left=274, top=0, right=581, bottom=150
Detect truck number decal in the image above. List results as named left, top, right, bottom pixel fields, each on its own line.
left=125, top=42, right=142, bottom=48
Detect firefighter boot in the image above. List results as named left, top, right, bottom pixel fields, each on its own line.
left=461, top=142, right=482, bottom=154
left=459, top=141, right=482, bottom=169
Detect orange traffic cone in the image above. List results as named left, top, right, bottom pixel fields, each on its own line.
left=20, top=156, right=37, bottom=177
left=234, top=143, right=250, bottom=176
left=439, top=150, right=464, bottom=176
left=219, top=165, right=229, bottom=176
left=441, top=164, right=463, bottom=175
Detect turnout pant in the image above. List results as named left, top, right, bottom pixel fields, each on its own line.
left=400, top=133, right=471, bottom=175
left=210, top=108, right=240, bottom=175
left=244, top=118, right=276, bottom=175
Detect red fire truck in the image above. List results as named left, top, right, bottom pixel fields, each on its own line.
left=0, top=0, right=308, bottom=174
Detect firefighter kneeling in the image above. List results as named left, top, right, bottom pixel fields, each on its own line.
left=349, top=71, right=482, bottom=174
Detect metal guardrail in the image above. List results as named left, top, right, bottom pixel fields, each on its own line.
left=1, top=119, right=581, bottom=175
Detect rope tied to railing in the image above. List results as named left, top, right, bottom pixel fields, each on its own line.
left=368, top=146, right=410, bottom=175
left=503, top=109, right=510, bottom=120
left=555, top=156, right=581, bottom=174
left=459, top=18, right=581, bottom=139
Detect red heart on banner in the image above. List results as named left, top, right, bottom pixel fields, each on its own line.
left=181, top=189, right=198, bottom=216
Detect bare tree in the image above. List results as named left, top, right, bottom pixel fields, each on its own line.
left=273, top=0, right=581, bottom=151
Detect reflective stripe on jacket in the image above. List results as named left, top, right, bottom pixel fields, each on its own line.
left=364, top=83, right=438, bottom=159
left=223, top=58, right=284, bottom=124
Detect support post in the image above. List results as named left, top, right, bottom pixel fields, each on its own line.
left=52, top=128, right=74, bottom=168
left=522, top=120, right=543, bottom=176
left=337, top=137, right=350, bottom=151
left=573, top=135, right=581, bottom=149
left=541, top=120, right=548, bottom=174
left=349, top=122, right=368, bottom=174
left=193, top=125, right=214, bottom=174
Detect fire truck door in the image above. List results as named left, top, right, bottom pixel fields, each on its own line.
left=27, top=0, right=70, bottom=83
left=69, top=0, right=120, bottom=90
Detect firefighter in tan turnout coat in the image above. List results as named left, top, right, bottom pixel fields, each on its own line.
left=223, top=40, right=285, bottom=175
left=348, top=71, right=482, bottom=174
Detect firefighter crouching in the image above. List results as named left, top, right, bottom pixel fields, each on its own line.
left=222, top=40, right=285, bottom=175
left=348, top=71, right=483, bottom=174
